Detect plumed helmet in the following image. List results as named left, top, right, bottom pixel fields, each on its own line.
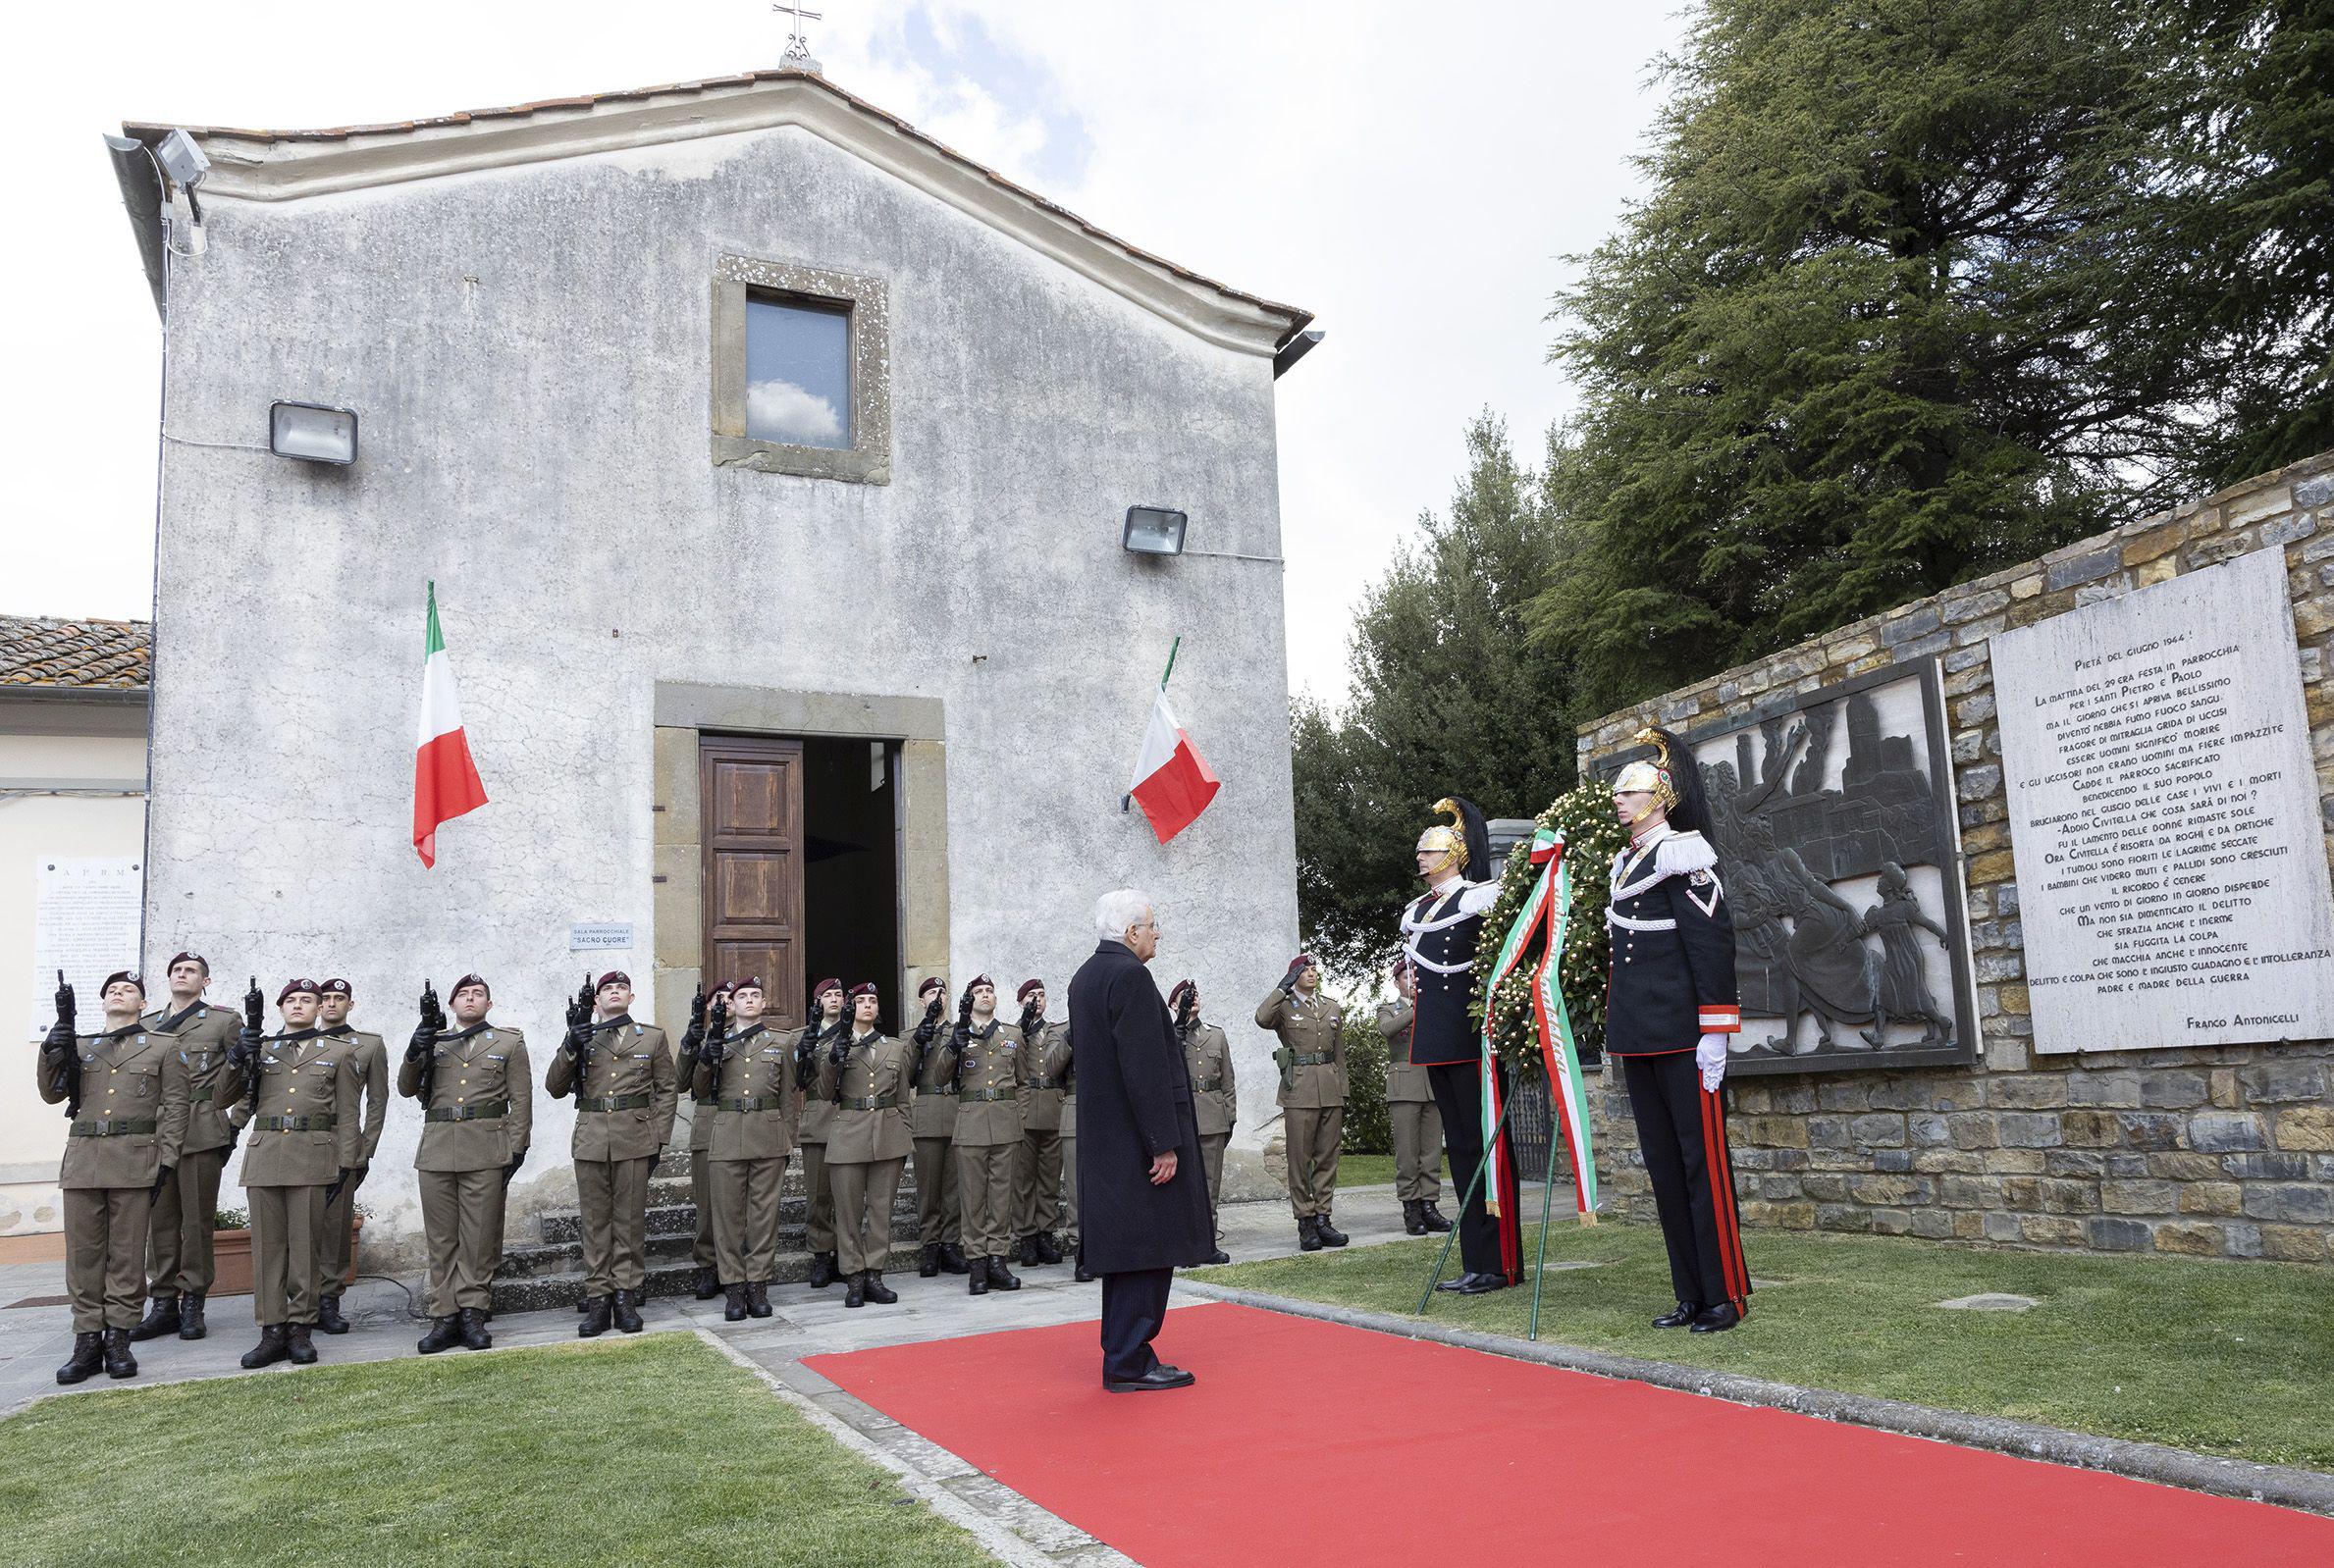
left=1618, top=727, right=1712, bottom=835
left=1416, top=796, right=1490, bottom=878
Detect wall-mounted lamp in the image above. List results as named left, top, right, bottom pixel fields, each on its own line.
left=270, top=401, right=358, bottom=465
left=1122, top=504, right=1189, bottom=556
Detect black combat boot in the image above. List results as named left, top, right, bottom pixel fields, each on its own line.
left=179, top=1290, right=208, bottom=1340
left=723, top=1284, right=749, bottom=1323
left=416, top=1316, right=462, bottom=1355
left=317, top=1294, right=350, bottom=1335
left=692, top=1265, right=720, bottom=1300
left=1418, top=1202, right=1453, bottom=1233
left=1298, top=1216, right=1323, bottom=1252
left=101, top=1328, right=138, bottom=1380
left=808, top=1251, right=837, bottom=1289
left=988, top=1255, right=1023, bottom=1291
left=968, top=1256, right=990, bottom=1296
left=130, top=1292, right=181, bottom=1341
left=938, top=1242, right=971, bottom=1275
left=1403, top=1200, right=1426, bottom=1235
left=1018, top=1234, right=1042, bottom=1268
left=1034, top=1231, right=1065, bottom=1266
left=861, top=1270, right=898, bottom=1305
left=1315, top=1214, right=1350, bottom=1248
left=457, top=1308, right=493, bottom=1351
left=746, top=1281, right=771, bottom=1319
left=56, top=1332, right=104, bottom=1385
left=287, top=1323, right=318, bottom=1365
left=613, top=1289, right=644, bottom=1333
left=578, top=1295, right=613, bottom=1337
left=918, top=1242, right=940, bottom=1279
left=243, top=1324, right=292, bottom=1368
left=843, top=1273, right=866, bottom=1309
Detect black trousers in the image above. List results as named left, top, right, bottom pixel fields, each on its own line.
left=1099, top=1267, right=1174, bottom=1382
left=1427, top=1061, right=1505, bottom=1278
left=1621, top=1052, right=1750, bottom=1312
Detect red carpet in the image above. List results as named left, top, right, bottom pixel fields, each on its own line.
left=806, top=1302, right=2334, bottom=1567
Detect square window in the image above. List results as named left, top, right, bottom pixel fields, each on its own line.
left=745, top=293, right=852, bottom=449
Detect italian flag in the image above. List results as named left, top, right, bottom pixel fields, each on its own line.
left=1127, top=685, right=1219, bottom=845
left=412, top=582, right=489, bottom=868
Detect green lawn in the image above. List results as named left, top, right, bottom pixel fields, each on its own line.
left=1335, top=1152, right=1398, bottom=1186
left=0, top=1334, right=990, bottom=1568
left=1195, top=1222, right=2334, bottom=1473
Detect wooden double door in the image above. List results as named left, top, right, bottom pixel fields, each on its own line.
left=699, top=735, right=807, bottom=1028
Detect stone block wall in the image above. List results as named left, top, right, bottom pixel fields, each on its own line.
left=1577, top=450, right=2334, bottom=1264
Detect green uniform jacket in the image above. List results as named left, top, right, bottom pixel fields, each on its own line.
left=321, top=1026, right=393, bottom=1163
left=238, top=1029, right=364, bottom=1184
left=141, top=1002, right=243, bottom=1154
left=824, top=1031, right=913, bottom=1163
left=398, top=1022, right=531, bottom=1174
left=1019, top=1019, right=1068, bottom=1131
left=938, top=1020, right=1027, bottom=1147
left=41, top=1024, right=190, bottom=1188
left=1373, top=1000, right=1436, bottom=1104
left=549, top=1017, right=679, bottom=1162
left=1255, top=989, right=1347, bottom=1111
left=1043, top=1025, right=1076, bottom=1139
left=1183, top=1022, right=1237, bottom=1137
left=695, top=1023, right=802, bottom=1163
left=907, top=1014, right=959, bottom=1138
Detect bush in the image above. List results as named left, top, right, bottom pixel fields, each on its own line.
left=214, top=1207, right=248, bottom=1230
left=1340, top=1012, right=1392, bottom=1155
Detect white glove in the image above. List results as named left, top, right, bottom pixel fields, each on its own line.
left=1696, top=1033, right=1729, bottom=1092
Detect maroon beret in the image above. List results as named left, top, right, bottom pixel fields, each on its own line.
left=450, top=974, right=490, bottom=999
left=918, top=976, right=945, bottom=999
left=847, top=982, right=877, bottom=1000
left=728, top=976, right=765, bottom=993
left=319, top=978, right=352, bottom=997
left=1168, top=979, right=1194, bottom=1011
left=1017, top=979, right=1044, bottom=1004
left=277, top=978, right=321, bottom=1005
left=967, top=975, right=994, bottom=993
left=811, top=977, right=842, bottom=1000
left=1292, top=953, right=1317, bottom=971
left=102, top=969, right=145, bottom=996
left=709, top=978, right=735, bottom=999
left=595, top=971, right=631, bottom=993
left=167, top=951, right=209, bottom=975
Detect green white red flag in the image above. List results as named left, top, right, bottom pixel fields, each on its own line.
left=412, top=581, right=488, bottom=867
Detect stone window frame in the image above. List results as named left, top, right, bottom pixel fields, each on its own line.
left=710, top=252, right=892, bottom=485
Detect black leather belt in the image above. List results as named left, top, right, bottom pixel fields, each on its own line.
left=424, top=1101, right=505, bottom=1123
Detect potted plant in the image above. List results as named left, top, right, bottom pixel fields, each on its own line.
left=345, top=1201, right=369, bottom=1287
left=211, top=1206, right=254, bottom=1296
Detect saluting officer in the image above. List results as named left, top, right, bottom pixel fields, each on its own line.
left=40, top=969, right=189, bottom=1384
left=400, top=973, right=531, bottom=1355
left=1171, top=980, right=1236, bottom=1265
left=132, top=952, right=240, bottom=1344
left=942, top=976, right=1027, bottom=1294
left=1013, top=979, right=1068, bottom=1268
left=1256, top=956, right=1349, bottom=1251
left=906, top=975, right=967, bottom=1278
left=1047, top=1019, right=1090, bottom=1281
left=824, top=983, right=913, bottom=1308
left=312, top=977, right=390, bottom=1334
left=1375, top=964, right=1453, bottom=1237
left=678, top=977, right=734, bottom=1300
left=697, top=976, right=801, bottom=1321
left=234, top=978, right=363, bottom=1368
left=796, top=978, right=845, bottom=1288
left=1607, top=727, right=1750, bottom=1333
left=550, top=970, right=677, bottom=1336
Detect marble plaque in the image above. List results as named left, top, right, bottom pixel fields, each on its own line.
left=1992, top=548, right=2334, bottom=1054
left=27, top=858, right=144, bottom=1039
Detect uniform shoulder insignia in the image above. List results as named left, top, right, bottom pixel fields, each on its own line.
left=1652, top=831, right=1719, bottom=882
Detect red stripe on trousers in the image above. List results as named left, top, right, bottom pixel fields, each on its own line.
left=1701, top=1086, right=1750, bottom=1315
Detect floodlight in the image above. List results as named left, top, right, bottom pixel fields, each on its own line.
left=270, top=401, right=358, bottom=465
left=1122, top=505, right=1188, bottom=556
left=155, top=129, right=209, bottom=191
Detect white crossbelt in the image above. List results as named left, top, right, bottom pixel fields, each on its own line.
left=1607, top=910, right=1678, bottom=932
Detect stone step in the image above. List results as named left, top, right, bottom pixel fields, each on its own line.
left=534, top=1192, right=919, bottom=1246
left=489, top=1241, right=935, bottom=1314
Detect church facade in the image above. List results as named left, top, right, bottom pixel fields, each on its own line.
left=108, top=67, right=1314, bottom=1252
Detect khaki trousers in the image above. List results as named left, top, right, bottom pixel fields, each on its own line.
left=690, top=1148, right=716, bottom=1269
left=1011, top=1126, right=1064, bottom=1238
left=955, top=1143, right=1016, bottom=1259
left=1284, top=1106, right=1344, bottom=1219
left=577, top=1156, right=655, bottom=1295
left=249, top=1182, right=325, bottom=1326
left=147, top=1144, right=227, bottom=1297
left=801, top=1141, right=835, bottom=1255
left=418, top=1168, right=504, bottom=1316
left=828, top=1156, right=905, bottom=1276
left=1060, top=1135, right=1079, bottom=1243
left=1391, top=1100, right=1446, bottom=1202
left=709, top=1157, right=781, bottom=1285
left=913, top=1136, right=960, bottom=1245
left=317, top=1165, right=363, bottom=1299
left=66, top=1185, right=153, bottom=1333
left=1199, top=1132, right=1230, bottom=1240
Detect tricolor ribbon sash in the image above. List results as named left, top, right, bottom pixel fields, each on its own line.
left=1478, top=824, right=1599, bottom=1226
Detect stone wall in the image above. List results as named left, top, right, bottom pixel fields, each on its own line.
left=1578, top=450, right=2334, bottom=1264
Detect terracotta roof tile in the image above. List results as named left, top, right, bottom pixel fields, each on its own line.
left=0, top=616, right=151, bottom=690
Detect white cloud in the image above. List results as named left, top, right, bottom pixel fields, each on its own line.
left=746, top=377, right=846, bottom=447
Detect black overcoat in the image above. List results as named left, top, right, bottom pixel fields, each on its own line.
left=1069, top=939, right=1212, bottom=1275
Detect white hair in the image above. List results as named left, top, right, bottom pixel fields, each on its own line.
left=1093, top=888, right=1154, bottom=944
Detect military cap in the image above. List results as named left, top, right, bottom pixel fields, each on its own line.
left=596, top=970, right=631, bottom=993
left=277, top=977, right=320, bottom=1004
left=918, top=975, right=945, bottom=999
left=1017, top=978, right=1044, bottom=1003
left=450, top=973, right=490, bottom=1000
left=319, top=978, right=352, bottom=997
left=167, top=951, right=209, bottom=974
left=102, top=969, right=145, bottom=996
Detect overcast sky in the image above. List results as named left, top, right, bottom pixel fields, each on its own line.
left=4, top=1, right=1686, bottom=705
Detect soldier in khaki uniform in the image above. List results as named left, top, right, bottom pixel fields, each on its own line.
left=132, top=952, right=242, bottom=1344
left=696, top=976, right=801, bottom=1321
left=1171, top=980, right=1236, bottom=1265
left=824, top=983, right=913, bottom=1308
left=39, top=969, right=190, bottom=1384
left=1013, top=979, right=1068, bottom=1268
left=1377, top=963, right=1453, bottom=1236
left=906, top=976, right=967, bottom=1278
left=550, top=970, right=677, bottom=1336
left=1047, top=1020, right=1091, bottom=1281
left=233, top=978, right=363, bottom=1368
left=677, top=978, right=732, bottom=1300
left=938, top=976, right=1027, bottom=1295
left=313, top=977, right=391, bottom=1334
left=796, top=977, right=844, bottom=1289
left=1256, top=954, right=1350, bottom=1251
left=400, top=973, right=530, bottom=1355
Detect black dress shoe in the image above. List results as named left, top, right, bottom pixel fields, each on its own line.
left=939, top=1242, right=971, bottom=1275
left=968, top=1257, right=989, bottom=1296
left=287, top=1323, right=318, bottom=1365
left=1298, top=1216, right=1323, bottom=1252
left=130, top=1293, right=181, bottom=1341
left=1418, top=1203, right=1454, bottom=1233
left=1074, top=1258, right=1096, bottom=1282
left=457, top=1308, right=493, bottom=1351
left=861, top=1271, right=898, bottom=1305
left=692, top=1265, right=721, bottom=1301
left=416, top=1317, right=461, bottom=1355
left=723, top=1284, right=749, bottom=1323
left=1652, top=1301, right=1701, bottom=1329
left=56, top=1332, right=103, bottom=1385
left=1690, top=1302, right=1741, bottom=1333
left=1434, top=1272, right=1506, bottom=1295
left=102, top=1328, right=138, bottom=1380
left=316, top=1294, right=350, bottom=1335
left=578, top=1295, right=613, bottom=1337
left=1104, top=1365, right=1196, bottom=1393
left=1204, top=1248, right=1231, bottom=1265
left=613, top=1289, right=645, bottom=1333
left=988, top=1256, right=1023, bottom=1291
left=918, top=1243, right=940, bottom=1279
left=179, top=1290, right=207, bottom=1340
left=244, top=1325, right=292, bottom=1368
left=1314, top=1216, right=1350, bottom=1247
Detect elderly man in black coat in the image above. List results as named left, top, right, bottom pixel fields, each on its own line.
left=1069, top=887, right=1212, bottom=1392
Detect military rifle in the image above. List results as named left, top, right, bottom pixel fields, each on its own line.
left=1175, top=986, right=1198, bottom=1041
left=410, top=980, right=447, bottom=1105
left=908, top=989, right=944, bottom=1076
left=238, top=976, right=269, bottom=1112
left=701, top=996, right=731, bottom=1093
left=563, top=970, right=595, bottom=1092
left=1018, top=995, right=1044, bottom=1051
left=43, top=970, right=80, bottom=1119
left=946, top=982, right=977, bottom=1089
